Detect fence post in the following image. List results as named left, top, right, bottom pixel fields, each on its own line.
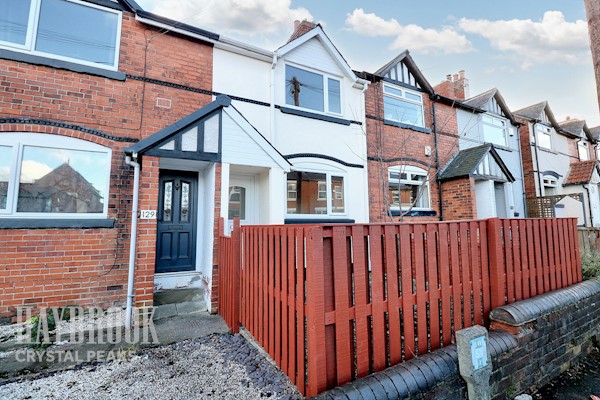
left=487, top=218, right=506, bottom=309
left=231, top=217, right=241, bottom=333
left=305, top=226, right=327, bottom=397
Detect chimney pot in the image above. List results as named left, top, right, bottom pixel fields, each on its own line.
left=446, top=74, right=452, bottom=81
left=453, top=73, right=459, bottom=82
left=459, top=70, right=465, bottom=79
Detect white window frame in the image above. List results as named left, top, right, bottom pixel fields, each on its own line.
left=0, top=0, right=122, bottom=71
left=0, top=132, right=112, bottom=219
left=383, top=83, right=424, bottom=127
left=284, top=63, right=343, bottom=116
left=578, top=141, right=590, bottom=161
left=285, top=168, right=347, bottom=218
left=287, top=182, right=297, bottom=201
left=482, top=114, right=508, bottom=146
left=536, top=125, right=553, bottom=150
left=388, top=165, right=431, bottom=211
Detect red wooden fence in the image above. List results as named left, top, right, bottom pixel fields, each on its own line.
left=218, top=218, right=582, bottom=397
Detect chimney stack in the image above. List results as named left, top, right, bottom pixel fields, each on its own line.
left=433, top=70, right=469, bottom=100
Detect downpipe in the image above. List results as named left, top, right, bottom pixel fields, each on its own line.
left=125, top=155, right=141, bottom=328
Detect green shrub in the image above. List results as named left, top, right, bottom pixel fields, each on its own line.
left=581, top=250, right=600, bottom=280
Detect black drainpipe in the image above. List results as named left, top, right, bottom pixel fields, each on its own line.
left=431, top=97, right=443, bottom=221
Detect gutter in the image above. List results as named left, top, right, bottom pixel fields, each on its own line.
left=124, top=154, right=141, bottom=328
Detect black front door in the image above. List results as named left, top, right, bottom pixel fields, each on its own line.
left=156, top=170, right=197, bottom=273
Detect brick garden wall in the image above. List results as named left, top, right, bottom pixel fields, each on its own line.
left=0, top=9, right=214, bottom=319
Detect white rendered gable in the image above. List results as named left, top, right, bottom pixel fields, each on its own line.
left=284, top=37, right=341, bottom=76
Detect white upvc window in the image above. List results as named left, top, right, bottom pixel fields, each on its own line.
left=286, top=170, right=346, bottom=216
left=388, top=165, right=430, bottom=210
left=285, top=64, right=341, bottom=114
left=383, top=84, right=424, bottom=127
left=482, top=114, right=508, bottom=146
left=536, top=124, right=553, bottom=150
left=543, top=175, right=558, bottom=196
left=0, top=133, right=112, bottom=218
left=578, top=141, right=589, bottom=161
left=0, top=0, right=122, bottom=70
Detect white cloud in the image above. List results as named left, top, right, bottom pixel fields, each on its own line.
left=20, top=161, right=52, bottom=183
left=151, top=0, right=312, bottom=36
left=459, top=11, right=590, bottom=67
left=345, top=8, right=473, bottom=54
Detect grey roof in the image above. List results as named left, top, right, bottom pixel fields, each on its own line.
left=513, top=101, right=547, bottom=120
left=373, top=51, right=434, bottom=94
left=559, top=119, right=586, bottom=138
left=462, top=88, right=517, bottom=125
left=462, top=88, right=497, bottom=109
left=439, top=144, right=514, bottom=182
left=590, top=126, right=600, bottom=141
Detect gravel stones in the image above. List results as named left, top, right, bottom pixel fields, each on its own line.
left=0, top=333, right=304, bottom=400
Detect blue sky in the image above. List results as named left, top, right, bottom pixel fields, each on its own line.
left=136, top=0, right=599, bottom=126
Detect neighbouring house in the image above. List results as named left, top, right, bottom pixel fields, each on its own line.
left=358, top=52, right=477, bottom=222
left=438, top=85, right=525, bottom=219
left=514, top=101, right=600, bottom=226
left=0, top=0, right=223, bottom=320
left=212, top=21, right=369, bottom=231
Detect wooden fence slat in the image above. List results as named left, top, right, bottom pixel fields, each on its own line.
left=502, top=220, right=514, bottom=304
left=370, top=225, right=387, bottom=371
left=479, top=222, right=491, bottom=325
left=281, top=229, right=289, bottom=376
left=296, top=227, right=306, bottom=393
left=527, top=220, right=537, bottom=297
left=274, top=227, right=282, bottom=366
left=449, top=223, right=463, bottom=332
left=333, top=226, right=352, bottom=385
left=469, top=221, right=483, bottom=326
left=540, top=220, right=550, bottom=293
left=352, top=225, right=370, bottom=378
left=427, top=224, right=441, bottom=350
left=286, top=228, right=295, bottom=381
left=487, top=218, right=506, bottom=308
left=550, top=219, right=559, bottom=291
left=533, top=219, right=544, bottom=295
left=385, top=225, right=402, bottom=365
left=438, top=223, right=452, bottom=346
left=306, top=226, right=326, bottom=397
left=511, top=220, right=522, bottom=302
left=518, top=220, right=530, bottom=299
left=557, top=220, right=566, bottom=289
left=400, top=224, right=416, bottom=360
left=459, top=222, right=473, bottom=328
left=414, top=225, right=428, bottom=356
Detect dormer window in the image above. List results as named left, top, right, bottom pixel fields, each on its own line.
left=0, top=0, right=122, bottom=70
left=383, top=84, right=424, bottom=127
left=578, top=141, right=589, bottom=161
left=536, top=125, right=552, bottom=150
left=285, top=65, right=341, bottom=114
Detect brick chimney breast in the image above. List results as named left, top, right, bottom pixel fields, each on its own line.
left=287, top=19, right=318, bottom=43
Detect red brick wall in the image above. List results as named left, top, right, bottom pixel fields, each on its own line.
left=517, top=119, right=538, bottom=199
left=0, top=9, right=214, bottom=318
left=365, top=80, right=461, bottom=222
left=440, top=177, right=477, bottom=220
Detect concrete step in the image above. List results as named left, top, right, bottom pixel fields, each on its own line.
left=153, top=288, right=207, bottom=321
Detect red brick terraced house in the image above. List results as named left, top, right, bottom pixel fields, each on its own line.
left=0, top=0, right=234, bottom=322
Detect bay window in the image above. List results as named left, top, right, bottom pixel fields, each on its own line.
left=383, top=84, right=424, bottom=127
left=0, top=133, right=111, bottom=218
left=285, top=65, right=341, bottom=114
left=0, top=0, right=122, bottom=70
left=286, top=171, right=345, bottom=216
left=388, top=166, right=430, bottom=210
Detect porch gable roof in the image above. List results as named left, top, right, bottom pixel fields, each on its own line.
left=439, top=143, right=515, bottom=182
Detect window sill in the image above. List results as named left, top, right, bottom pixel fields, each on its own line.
left=0, top=49, right=126, bottom=81
left=0, top=219, right=115, bottom=229
left=383, top=119, right=431, bottom=134
left=284, top=218, right=355, bottom=224
left=390, top=209, right=436, bottom=217
left=279, top=107, right=352, bottom=126
left=537, top=147, right=558, bottom=155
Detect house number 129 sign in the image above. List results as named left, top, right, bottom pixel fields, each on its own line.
left=140, top=210, right=157, bottom=219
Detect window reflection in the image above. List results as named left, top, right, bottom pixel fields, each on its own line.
left=181, top=182, right=190, bottom=222
left=228, top=186, right=246, bottom=220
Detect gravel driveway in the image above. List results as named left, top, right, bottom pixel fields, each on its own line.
left=0, top=333, right=303, bottom=400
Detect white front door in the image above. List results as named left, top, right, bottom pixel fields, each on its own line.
left=228, top=175, right=257, bottom=226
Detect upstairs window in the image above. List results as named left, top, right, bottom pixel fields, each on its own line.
left=0, top=0, right=122, bottom=70
left=285, top=65, right=341, bottom=114
left=388, top=165, right=430, bottom=210
left=536, top=125, right=552, bottom=150
left=0, top=133, right=111, bottom=218
left=383, top=84, right=424, bottom=127
left=578, top=141, right=589, bottom=161
left=482, top=115, right=508, bottom=146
